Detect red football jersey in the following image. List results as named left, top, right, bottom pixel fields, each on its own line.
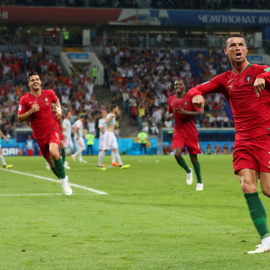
left=18, top=90, right=59, bottom=139
left=193, top=64, right=270, bottom=140
left=168, top=89, right=201, bottom=138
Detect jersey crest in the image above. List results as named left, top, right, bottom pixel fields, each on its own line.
left=246, top=75, right=252, bottom=83
left=45, top=97, right=49, bottom=105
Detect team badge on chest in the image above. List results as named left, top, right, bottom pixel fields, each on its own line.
left=45, top=97, right=49, bottom=105
left=246, top=75, right=252, bottom=83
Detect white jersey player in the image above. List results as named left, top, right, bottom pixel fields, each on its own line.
left=71, top=116, right=87, bottom=163
left=97, top=105, right=130, bottom=170
left=98, top=109, right=118, bottom=167
left=62, top=111, right=74, bottom=155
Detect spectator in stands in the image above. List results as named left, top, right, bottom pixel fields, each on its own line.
left=215, top=112, right=223, bottom=128
left=86, top=131, right=94, bottom=155
left=213, top=143, right=222, bottom=154
left=92, top=65, right=97, bottom=83
left=205, top=144, right=213, bottom=155
left=156, top=34, right=162, bottom=46
left=164, top=117, right=173, bottom=128
left=87, top=116, right=96, bottom=137
left=24, top=134, right=34, bottom=156
left=137, top=130, right=148, bottom=155
left=222, top=143, right=230, bottom=154
left=163, top=143, right=171, bottom=155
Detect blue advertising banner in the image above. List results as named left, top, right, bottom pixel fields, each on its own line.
left=148, top=10, right=270, bottom=27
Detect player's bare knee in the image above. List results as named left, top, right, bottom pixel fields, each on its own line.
left=174, top=150, right=182, bottom=159
left=239, top=175, right=257, bottom=193
left=190, top=155, right=197, bottom=164
left=51, top=151, right=60, bottom=160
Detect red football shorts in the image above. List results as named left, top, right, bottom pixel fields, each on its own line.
left=172, top=134, right=201, bottom=155
left=59, top=131, right=64, bottom=141
left=233, top=134, right=270, bottom=174
left=35, top=129, right=61, bottom=159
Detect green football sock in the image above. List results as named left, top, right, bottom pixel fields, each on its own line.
left=51, top=166, right=60, bottom=179
left=193, top=161, right=202, bottom=184
left=54, top=157, right=66, bottom=179
left=175, top=156, right=191, bottom=173
left=245, top=192, right=270, bottom=239
left=61, top=148, right=66, bottom=163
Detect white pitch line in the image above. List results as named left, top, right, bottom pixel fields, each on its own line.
left=0, top=168, right=108, bottom=195
left=0, top=193, right=100, bottom=197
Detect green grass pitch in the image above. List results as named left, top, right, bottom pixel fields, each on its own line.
left=0, top=155, right=269, bottom=270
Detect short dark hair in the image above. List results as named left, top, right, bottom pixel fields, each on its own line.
left=174, top=79, right=185, bottom=85
left=229, top=33, right=243, bottom=38
left=110, top=105, right=118, bottom=112
left=28, top=71, right=39, bottom=81
left=226, top=34, right=246, bottom=47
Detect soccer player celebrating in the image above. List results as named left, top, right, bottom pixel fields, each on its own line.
left=167, top=79, right=203, bottom=191
left=18, top=72, right=72, bottom=196
left=192, top=34, right=270, bottom=253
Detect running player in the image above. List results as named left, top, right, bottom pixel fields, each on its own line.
left=192, top=34, right=270, bottom=253
left=167, top=79, right=203, bottom=191
left=18, top=71, right=72, bottom=196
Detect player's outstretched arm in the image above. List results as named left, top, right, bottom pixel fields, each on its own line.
left=192, top=95, right=205, bottom=114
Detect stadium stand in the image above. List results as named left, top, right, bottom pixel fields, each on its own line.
left=0, top=1, right=269, bottom=154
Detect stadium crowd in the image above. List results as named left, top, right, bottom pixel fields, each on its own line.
left=0, top=41, right=236, bottom=139
left=102, top=44, right=234, bottom=135
left=0, top=43, right=105, bottom=139
left=2, top=0, right=270, bottom=10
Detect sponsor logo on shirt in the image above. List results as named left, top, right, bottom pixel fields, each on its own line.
left=184, top=101, right=187, bottom=106
left=264, top=67, right=270, bottom=72
left=18, top=104, right=22, bottom=111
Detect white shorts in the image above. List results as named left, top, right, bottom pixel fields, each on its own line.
left=65, top=137, right=74, bottom=150
left=99, top=136, right=104, bottom=150
left=103, top=131, right=118, bottom=150
left=75, top=137, right=86, bottom=151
